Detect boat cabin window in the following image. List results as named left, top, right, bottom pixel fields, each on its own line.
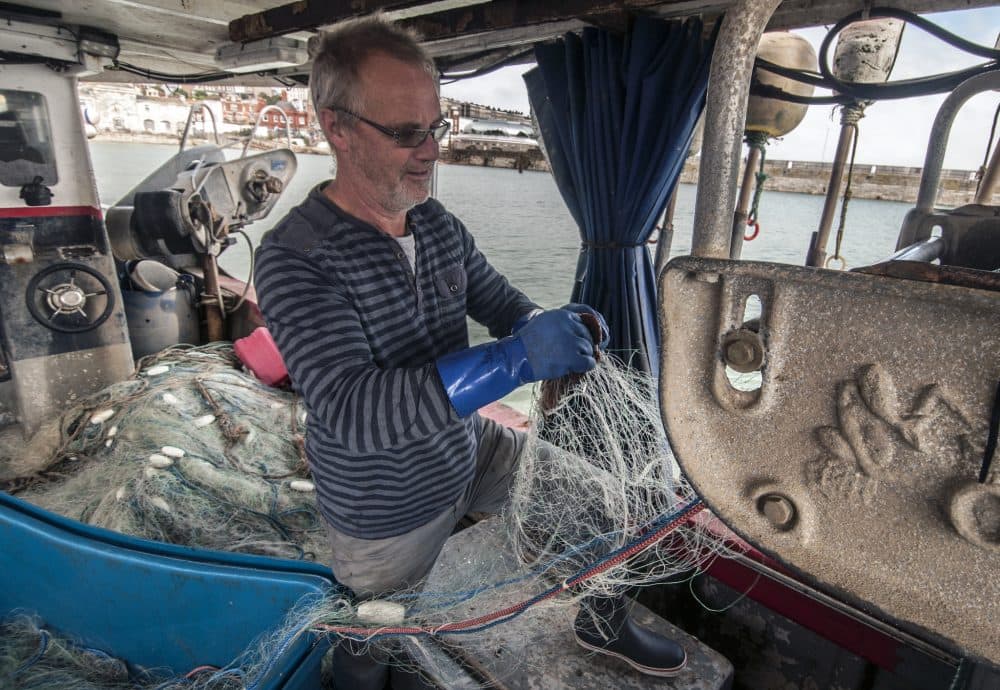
left=0, top=90, right=57, bottom=187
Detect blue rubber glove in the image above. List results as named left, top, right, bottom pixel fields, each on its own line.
left=436, top=309, right=597, bottom=417
left=511, top=307, right=544, bottom=335
left=518, top=308, right=597, bottom=380
left=561, top=303, right=610, bottom=350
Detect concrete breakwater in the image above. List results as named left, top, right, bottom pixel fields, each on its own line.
left=90, top=133, right=991, bottom=206
left=678, top=157, right=991, bottom=206
left=438, top=147, right=990, bottom=206
left=442, top=146, right=549, bottom=173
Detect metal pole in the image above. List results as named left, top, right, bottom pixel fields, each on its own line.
left=886, top=236, right=946, bottom=263
left=202, top=254, right=226, bottom=342
left=974, top=135, right=1000, bottom=205
left=897, top=71, right=1000, bottom=249
left=654, top=187, right=678, bottom=276
left=806, top=111, right=859, bottom=267
left=691, top=0, right=782, bottom=259
left=916, top=71, right=1000, bottom=212
left=730, top=143, right=761, bottom=260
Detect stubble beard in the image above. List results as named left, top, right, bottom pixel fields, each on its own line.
left=347, top=138, right=433, bottom=214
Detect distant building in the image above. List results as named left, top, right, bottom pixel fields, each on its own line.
left=221, top=92, right=258, bottom=126
left=441, top=97, right=529, bottom=123
left=78, top=86, right=534, bottom=155
left=260, top=91, right=312, bottom=135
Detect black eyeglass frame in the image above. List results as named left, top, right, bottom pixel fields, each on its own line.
left=333, top=108, right=450, bottom=148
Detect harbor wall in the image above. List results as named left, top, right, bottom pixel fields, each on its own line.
left=678, top=157, right=992, bottom=206
left=88, top=132, right=992, bottom=206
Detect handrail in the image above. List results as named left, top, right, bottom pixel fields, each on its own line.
left=690, top=0, right=782, bottom=260
left=915, top=70, right=1000, bottom=211
left=242, top=105, right=293, bottom=158
left=178, top=103, right=220, bottom=152
left=896, top=70, right=1000, bottom=250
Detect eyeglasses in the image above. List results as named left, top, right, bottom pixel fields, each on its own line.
left=334, top=108, right=450, bottom=148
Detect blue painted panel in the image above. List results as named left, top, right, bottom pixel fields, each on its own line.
left=0, top=491, right=336, bottom=687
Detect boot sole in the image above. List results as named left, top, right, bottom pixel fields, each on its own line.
left=574, top=633, right=687, bottom=677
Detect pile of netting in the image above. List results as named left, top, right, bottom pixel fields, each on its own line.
left=7, top=343, right=330, bottom=564
left=3, top=347, right=734, bottom=687
left=1, top=614, right=139, bottom=690
left=0, top=603, right=337, bottom=690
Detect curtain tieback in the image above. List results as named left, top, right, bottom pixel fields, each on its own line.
left=580, top=241, right=645, bottom=250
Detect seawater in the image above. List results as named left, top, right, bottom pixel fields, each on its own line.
left=89, top=142, right=913, bottom=409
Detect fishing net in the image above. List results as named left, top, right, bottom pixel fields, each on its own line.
left=1, top=614, right=134, bottom=690
left=294, top=354, right=730, bottom=682
left=0, top=601, right=334, bottom=690
left=7, top=343, right=330, bottom=564
left=4, top=345, right=732, bottom=687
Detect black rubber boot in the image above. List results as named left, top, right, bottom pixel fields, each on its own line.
left=329, top=638, right=390, bottom=690
left=573, top=595, right=687, bottom=677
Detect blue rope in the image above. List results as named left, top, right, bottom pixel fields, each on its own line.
left=245, top=591, right=328, bottom=690
left=10, top=628, right=49, bottom=677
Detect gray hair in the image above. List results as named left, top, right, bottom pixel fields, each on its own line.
left=309, top=13, right=438, bottom=118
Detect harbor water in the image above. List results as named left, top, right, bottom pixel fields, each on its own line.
left=89, top=141, right=913, bottom=409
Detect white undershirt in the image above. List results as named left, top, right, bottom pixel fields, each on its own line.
left=394, top=233, right=417, bottom=273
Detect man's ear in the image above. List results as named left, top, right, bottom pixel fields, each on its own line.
left=320, top=108, right=349, bottom=152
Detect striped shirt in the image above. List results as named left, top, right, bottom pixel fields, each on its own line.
left=255, top=184, right=538, bottom=539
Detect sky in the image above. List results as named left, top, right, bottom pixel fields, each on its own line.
left=441, top=6, right=1000, bottom=169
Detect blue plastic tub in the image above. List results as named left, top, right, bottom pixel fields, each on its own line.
left=0, top=491, right=336, bottom=688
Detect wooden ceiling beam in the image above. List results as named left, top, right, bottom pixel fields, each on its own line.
left=399, top=0, right=667, bottom=42
left=230, top=0, right=674, bottom=44
left=230, top=0, right=1000, bottom=60
left=230, top=1, right=432, bottom=42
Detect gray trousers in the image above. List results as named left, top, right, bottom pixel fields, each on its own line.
left=327, top=416, right=525, bottom=689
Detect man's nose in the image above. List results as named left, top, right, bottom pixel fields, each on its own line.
left=414, top=132, right=439, bottom=160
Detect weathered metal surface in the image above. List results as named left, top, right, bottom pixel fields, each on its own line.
left=415, top=518, right=734, bottom=689
left=658, top=256, right=1000, bottom=663
left=855, top=259, right=1000, bottom=291
left=691, top=0, right=781, bottom=260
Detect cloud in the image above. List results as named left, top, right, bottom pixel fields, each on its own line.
left=442, top=64, right=534, bottom=115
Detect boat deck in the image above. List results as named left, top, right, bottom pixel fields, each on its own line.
left=404, top=517, right=734, bottom=689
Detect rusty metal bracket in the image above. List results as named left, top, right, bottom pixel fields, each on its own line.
left=658, top=256, right=1000, bottom=663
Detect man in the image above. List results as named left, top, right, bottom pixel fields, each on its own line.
left=255, top=14, right=685, bottom=689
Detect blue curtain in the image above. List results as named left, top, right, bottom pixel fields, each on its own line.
left=525, top=16, right=716, bottom=375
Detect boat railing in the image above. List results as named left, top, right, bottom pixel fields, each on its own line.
left=242, top=105, right=292, bottom=159
left=178, top=103, right=221, bottom=152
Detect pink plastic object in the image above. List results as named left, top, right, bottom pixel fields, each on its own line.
left=234, top=327, right=290, bottom=387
